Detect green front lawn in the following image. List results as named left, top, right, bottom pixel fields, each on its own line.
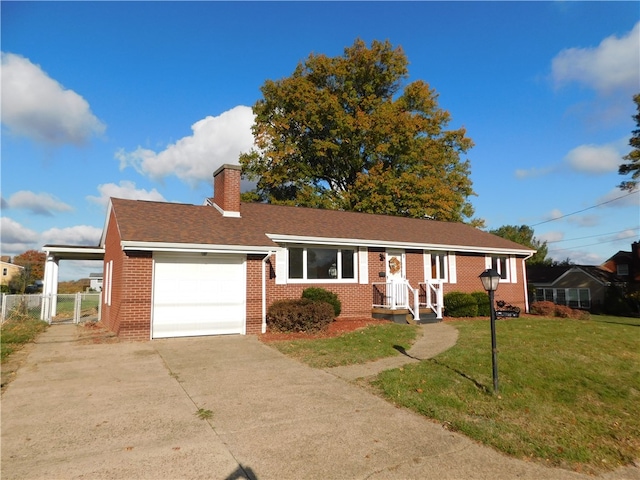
left=370, top=315, right=640, bottom=474
left=268, top=323, right=418, bottom=368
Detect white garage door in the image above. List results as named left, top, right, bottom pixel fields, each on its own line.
left=152, top=253, right=246, bottom=338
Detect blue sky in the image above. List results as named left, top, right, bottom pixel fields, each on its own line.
left=1, top=1, right=639, bottom=280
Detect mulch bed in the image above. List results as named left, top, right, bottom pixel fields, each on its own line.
left=259, top=317, right=391, bottom=342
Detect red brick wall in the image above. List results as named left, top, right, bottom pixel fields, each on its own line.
left=262, top=248, right=530, bottom=321
left=447, top=253, right=528, bottom=311
left=265, top=250, right=377, bottom=318
left=246, top=255, right=265, bottom=334
left=101, top=211, right=153, bottom=341
left=102, top=238, right=530, bottom=340
left=405, top=249, right=424, bottom=287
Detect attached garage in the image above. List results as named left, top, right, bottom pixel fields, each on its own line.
left=151, top=253, right=246, bottom=338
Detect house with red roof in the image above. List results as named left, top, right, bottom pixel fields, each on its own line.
left=98, top=164, right=535, bottom=340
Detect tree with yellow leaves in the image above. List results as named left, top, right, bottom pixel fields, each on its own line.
left=240, top=39, right=479, bottom=224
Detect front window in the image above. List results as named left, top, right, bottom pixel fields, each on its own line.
left=491, top=256, right=509, bottom=281
left=288, top=247, right=355, bottom=281
left=429, top=252, right=447, bottom=281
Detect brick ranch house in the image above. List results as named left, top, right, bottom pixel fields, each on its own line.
left=97, top=164, right=535, bottom=340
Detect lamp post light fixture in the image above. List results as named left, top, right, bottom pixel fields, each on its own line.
left=479, top=268, right=501, bottom=394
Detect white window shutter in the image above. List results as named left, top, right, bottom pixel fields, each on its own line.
left=359, top=247, right=369, bottom=284
left=510, top=256, right=517, bottom=283
left=448, top=253, right=457, bottom=284
left=275, top=248, right=287, bottom=285
left=424, top=251, right=432, bottom=280
left=485, top=256, right=492, bottom=269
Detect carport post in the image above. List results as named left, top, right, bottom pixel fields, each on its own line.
left=42, top=254, right=59, bottom=323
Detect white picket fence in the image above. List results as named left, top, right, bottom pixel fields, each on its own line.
left=0, top=293, right=101, bottom=325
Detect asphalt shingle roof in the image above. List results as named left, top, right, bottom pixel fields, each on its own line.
left=109, top=197, right=534, bottom=254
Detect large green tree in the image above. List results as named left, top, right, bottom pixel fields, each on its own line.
left=240, top=39, right=478, bottom=223
left=618, top=93, right=640, bottom=191
left=489, top=225, right=551, bottom=266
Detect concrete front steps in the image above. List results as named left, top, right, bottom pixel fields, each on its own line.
left=371, top=307, right=440, bottom=325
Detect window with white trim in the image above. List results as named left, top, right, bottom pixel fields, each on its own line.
left=288, top=246, right=355, bottom=281
left=617, top=264, right=629, bottom=276
left=535, top=287, right=590, bottom=309
left=490, top=256, right=510, bottom=281
left=426, top=251, right=448, bottom=281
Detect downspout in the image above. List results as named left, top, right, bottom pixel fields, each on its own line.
left=262, top=252, right=274, bottom=334
left=522, top=253, right=535, bottom=313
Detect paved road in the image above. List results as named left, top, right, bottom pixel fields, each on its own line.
left=2, top=324, right=638, bottom=480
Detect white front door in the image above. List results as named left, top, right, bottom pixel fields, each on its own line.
left=386, top=249, right=405, bottom=282
left=386, top=249, right=406, bottom=307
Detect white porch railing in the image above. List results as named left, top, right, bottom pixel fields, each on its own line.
left=418, top=281, right=444, bottom=319
left=372, top=279, right=422, bottom=321
left=372, top=280, right=444, bottom=321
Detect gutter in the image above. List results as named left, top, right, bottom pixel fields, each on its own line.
left=522, top=251, right=535, bottom=313
left=262, top=251, right=275, bottom=334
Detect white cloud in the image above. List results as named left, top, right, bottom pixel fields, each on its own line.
left=555, top=250, right=604, bottom=265
left=4, top=190, right=73, bottom=216
left=514, top=166, right=556, bottom=179
left=1, top=52, right=106, bottom=145
left=40, top=225, right=102, bottom=247
left=551, top=22, right=640, bottom=94
left=537, top=231, right=564, bottom=243
left=596, top=188, right=640, bottom=208
left=116, top=105, right=255, bottom=185
left=87, top=181, right=166, bottom=208
left=567, top=214, right=600, bottom=228
left=613, top=229, right=638, bottom=241
left=548, top=209, right=564, bottom=221
left=0, top=217, right=40, bottom=256
left=564, top=143, right=621, bottom=174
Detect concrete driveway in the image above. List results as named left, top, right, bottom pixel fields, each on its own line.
left=2, top=325, right=638, bottom=480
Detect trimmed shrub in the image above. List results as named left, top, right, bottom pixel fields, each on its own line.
left=530, top=301, right=590, bottom=320
left=553, top=304, right=574, bottom=318
left=302, top=287, right=341, bottom=317
left=471, top=291, right=491, bottom=316
left=530, top=301, right=556, bottom=317
left=444, top=291, right=478, bottom=317
left=266, top=299, right=335, bottom=333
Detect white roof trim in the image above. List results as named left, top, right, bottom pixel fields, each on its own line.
left=42, top=246, right=105, bottom=255
left=212, top=202, right=241, bottom=218
left=553, top=267, right=607, bottom=287
left=99, top=199, right=114, bottom=248
left=265, top=233, right=535, bottom=256
left=120, top=241, right=273, bottom=255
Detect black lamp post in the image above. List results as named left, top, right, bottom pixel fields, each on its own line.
left=479, top=268, right=501, bottom=394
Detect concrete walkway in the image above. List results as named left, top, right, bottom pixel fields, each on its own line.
left=326, top=322, right=459, bottom=381
left=2, top=324, right=639, bottom=480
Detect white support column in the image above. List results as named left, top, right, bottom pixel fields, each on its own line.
left=42, top=254, right=59, bottom=322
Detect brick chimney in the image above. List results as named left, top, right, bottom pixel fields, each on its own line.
left=212, top=164, right=241, bottom=217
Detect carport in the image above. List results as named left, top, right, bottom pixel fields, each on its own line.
left=41, top=244, right=104, bottom=319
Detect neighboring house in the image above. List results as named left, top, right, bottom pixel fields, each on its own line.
left=600, top=242, right=640, bottom=291
left=0, top=258, right=24, bottom=289
left=89, top=273, right=103, bottom=292
left=96, top=164, right=535, bottom=340
left=527, top=265, right=618, bottom=311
